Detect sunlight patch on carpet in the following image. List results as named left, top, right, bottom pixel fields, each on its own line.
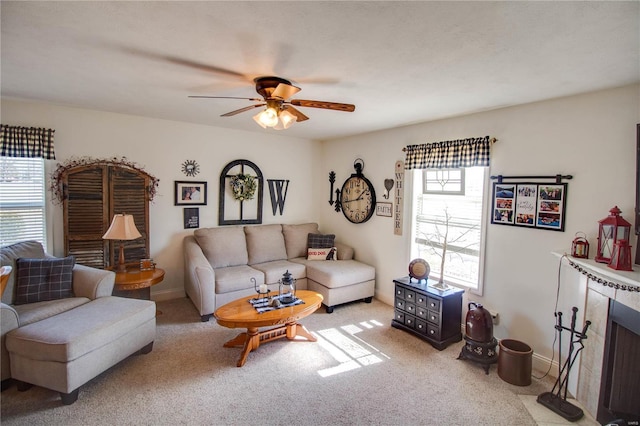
left=315, top=319, right=388, bottom=377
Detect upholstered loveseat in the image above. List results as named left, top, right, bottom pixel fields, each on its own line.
left=184, top=223, right=376, bottom=320
left=1, top=240, right=156, bottom=404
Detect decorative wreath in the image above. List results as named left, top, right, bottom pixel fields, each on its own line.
left=50, top=156, right=160, bottom=204
left=230, top=174, right=257, bottom=201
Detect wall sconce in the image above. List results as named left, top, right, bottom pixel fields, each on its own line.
left=102, top=213, right=142, bottom=273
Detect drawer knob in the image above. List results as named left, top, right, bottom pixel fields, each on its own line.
left=429, top=330, right=435, bottom=335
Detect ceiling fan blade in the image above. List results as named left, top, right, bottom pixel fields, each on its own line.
left=189, top=95, right=263, bottom=102
left=283, top=105, right=309, bottom=122
left=290, top=99, right=355, bottom=112
left=221, top=104, right=265, bottom=117
left=272, top=83, right=301, bottom=101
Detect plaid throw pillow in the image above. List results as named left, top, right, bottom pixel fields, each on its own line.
left=14, top=256, right=75, bottom=305
left=307, top=233, right=335, bottom=249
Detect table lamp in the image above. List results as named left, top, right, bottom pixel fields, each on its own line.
left=102, top=213, right=142, bottom=273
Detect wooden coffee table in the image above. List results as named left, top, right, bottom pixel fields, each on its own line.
left=214, top=290, right=323, bottom=367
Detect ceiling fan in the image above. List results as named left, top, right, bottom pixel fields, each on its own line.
left=189, top=76, right=355, bottom=130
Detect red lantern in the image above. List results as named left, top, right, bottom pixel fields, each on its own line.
left=595, top=206, right=632, bottom=264
left=571, top=232, right=589, bottom=259
left=608, top=239, right=633, bottom=271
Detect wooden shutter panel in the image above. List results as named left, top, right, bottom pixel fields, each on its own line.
left=110, top=168, right=150, bottom=264
left=64, top=166, right=108, bottom=268
left=63, top=164, right=151, bottom=269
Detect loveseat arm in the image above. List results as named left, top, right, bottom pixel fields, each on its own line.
left=184, top=236, right=216, bottom=320
left=335, top=242, right=355, bottom=260
left=1, top=303, right=19, bottom=381
left=72, top=264, right=115, bottom=300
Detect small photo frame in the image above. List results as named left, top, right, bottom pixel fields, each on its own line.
left=140, top=258, right=156, bottom=271
left=175, top=181, right=207, bottom=206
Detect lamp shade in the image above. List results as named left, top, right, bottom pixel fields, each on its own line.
left=102, top=214, right=142, bottom=241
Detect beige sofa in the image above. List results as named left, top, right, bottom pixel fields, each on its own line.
left=184, top=223, right=376, bottom=320
left=1, top=240, right=156, bottom=404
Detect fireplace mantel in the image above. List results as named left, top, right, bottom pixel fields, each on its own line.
left=554, top=251, right=640, bottom=290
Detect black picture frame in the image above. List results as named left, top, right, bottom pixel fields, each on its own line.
left=183, top=208, right=199, bottom=229
left=175, top=181, right=207, bottom=206
left=491, top=182, right=567, bottom=231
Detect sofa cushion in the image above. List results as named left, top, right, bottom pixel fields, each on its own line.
left=307, top=233, right=335, bottom=249
left=282, top=223, right=319, bottom=259
left=214, top=265, right=264, bottom=294
left=14, top=256, right=75, bottom=305
left=245, top=224, right=287, bottom=265
left=250, top=260, right=306, bottom=285
left=194, top=226, right=248, bottom=268
left=13, top=297, right=90, bottom=326
left=6, top=296, right=155, bottom=363
left=1, top=240, right=46, bottom=305
left=305, top=260, right=375, bottom=289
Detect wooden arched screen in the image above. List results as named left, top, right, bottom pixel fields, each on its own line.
left=62, top=164, right=151, bottom=269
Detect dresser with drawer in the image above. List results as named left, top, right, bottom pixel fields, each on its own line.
left=392, top=276, right=464, bottom=350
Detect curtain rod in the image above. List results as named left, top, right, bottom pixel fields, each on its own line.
left=490, top=174, right=573, bottom=184
left=402, top=137, right=497, bottom=152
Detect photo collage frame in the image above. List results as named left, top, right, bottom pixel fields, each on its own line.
left=491, top=182, right=567, bottom=231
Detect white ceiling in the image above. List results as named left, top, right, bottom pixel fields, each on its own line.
left=1, top=1, right=638, bottom=140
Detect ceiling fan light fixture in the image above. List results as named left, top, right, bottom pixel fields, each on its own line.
left=274, top=109, right=297, bottom=130
left=254, top=107, right=279, bottom=128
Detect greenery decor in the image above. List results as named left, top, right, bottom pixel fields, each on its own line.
left=230, top=174, right=257, bottom=201
left=50, top=156, right=160, bottom=204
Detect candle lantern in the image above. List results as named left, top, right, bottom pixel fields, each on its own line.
left=595, top=206, right=632, bottom=264
left=608, top=239, right=633, bottom=271
left=571, top=232, right=589, bottom=259
left=278, top=270, right=296, bottom=304
left=252, top=277, right=269, bottom=300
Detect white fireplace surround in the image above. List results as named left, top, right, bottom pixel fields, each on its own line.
left=554, top=252, right=640, bottom=419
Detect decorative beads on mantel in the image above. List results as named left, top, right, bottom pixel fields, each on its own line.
left=565, top=256, right=640, bottom=293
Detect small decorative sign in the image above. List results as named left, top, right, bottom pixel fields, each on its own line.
left=394, top=161, right=405, bottom=235
left=376, top=202, right=392, bottom=217
left=183, top=208, right=200, bottom=229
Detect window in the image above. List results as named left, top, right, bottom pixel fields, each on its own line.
left=0, top=156, right=46, bottom=247
left=410, top=166, right=488, bottom=293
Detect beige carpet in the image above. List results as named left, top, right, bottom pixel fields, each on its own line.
left=2, top=297, right=566, bottom=425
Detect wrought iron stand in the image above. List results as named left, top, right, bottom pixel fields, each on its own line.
left=537, top=307, right=591, bottom=422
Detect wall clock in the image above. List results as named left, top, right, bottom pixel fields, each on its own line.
left=181, top=160, right=200, bottom=177
left=339, top=158, right=376, bottom=224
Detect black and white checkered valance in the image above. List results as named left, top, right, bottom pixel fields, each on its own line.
left=404, top=136, right=494, bottom=170
left=0, top=124, right=56, bottom=159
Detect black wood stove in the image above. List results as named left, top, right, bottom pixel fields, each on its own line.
left=457, top=302, right=498, bottom=374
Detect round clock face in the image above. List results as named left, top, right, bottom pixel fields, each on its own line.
left=341, top=175, right=376, bottom=224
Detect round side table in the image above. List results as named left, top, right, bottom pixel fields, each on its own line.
left=108, top=263, right=165, bottom=300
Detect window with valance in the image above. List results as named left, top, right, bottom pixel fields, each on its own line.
left=0, top=125, right=56, bottom=247
left=404, top=136, right=495, bottom=294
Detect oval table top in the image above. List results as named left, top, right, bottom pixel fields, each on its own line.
left=214, top=290, right=323, bottom=329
